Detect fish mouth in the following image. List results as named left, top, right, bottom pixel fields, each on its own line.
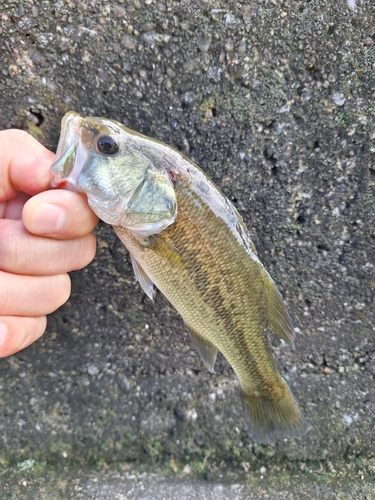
left=50, top=111, right=84, bottom=189
left=55, top=111, right=81, bottom=159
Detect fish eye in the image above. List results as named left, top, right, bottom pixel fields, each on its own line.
left=97, top=135, right=119, bottom=154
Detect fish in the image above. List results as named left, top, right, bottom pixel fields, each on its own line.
left=50, top=111, right=306, bottom=443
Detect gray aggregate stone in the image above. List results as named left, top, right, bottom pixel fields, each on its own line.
left=0, top=0, right=374, bottom=498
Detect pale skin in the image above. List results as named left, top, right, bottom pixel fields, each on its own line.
left=0, top=130, right=98, bottom=357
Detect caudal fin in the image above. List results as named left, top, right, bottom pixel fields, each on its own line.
left=241, top=379, right=306, bottom=443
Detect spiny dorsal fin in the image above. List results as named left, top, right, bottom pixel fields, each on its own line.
left=185, top=324, right=217, bottom=373
left=261, top=270, right=295, bottom=347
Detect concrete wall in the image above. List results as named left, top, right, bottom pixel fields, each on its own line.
left=0, top=0, right=374, bottom=497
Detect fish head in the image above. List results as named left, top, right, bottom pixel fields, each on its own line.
left=51, top=111, right=177, bottom=236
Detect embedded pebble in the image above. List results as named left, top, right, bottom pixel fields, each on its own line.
left=332, top=92, right=346, bottom=106
left=87, top=365, right=99, bottom=376
left=197, top=37, right=212, bottom=52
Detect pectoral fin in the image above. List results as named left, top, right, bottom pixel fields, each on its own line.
left=130, top=255, right=154, bottom=300
left=185, top=324, right=217, bottom=373
left=147, top=236, right=191, bottom=271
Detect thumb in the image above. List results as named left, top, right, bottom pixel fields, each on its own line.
left=0, top=130, right=55, bottom=202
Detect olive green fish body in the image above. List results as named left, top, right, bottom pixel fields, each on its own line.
left=51, top=111, right=305, bottom=442
left=114, top=169, right=304, bottom=442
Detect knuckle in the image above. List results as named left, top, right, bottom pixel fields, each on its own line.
left=0, top=221, right=31, bottom=273
left=0, top=222, right=14, bottom=270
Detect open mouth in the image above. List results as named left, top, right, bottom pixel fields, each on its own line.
left=55, top=111, right=81, bottom=158
left=50, top=112, right=84, bottom=189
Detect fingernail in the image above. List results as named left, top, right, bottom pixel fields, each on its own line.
left=30, top=203, right=66, bottom=234
left=0, top=323, right=7, bottom=346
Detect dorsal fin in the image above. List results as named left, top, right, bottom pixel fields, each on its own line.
left=262, top=270, right=295, bottom=347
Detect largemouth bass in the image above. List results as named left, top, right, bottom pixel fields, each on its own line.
left=51, top=111, right=305, bottom=442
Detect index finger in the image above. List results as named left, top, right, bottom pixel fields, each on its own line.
left=0, top=129, right=55, bottom=202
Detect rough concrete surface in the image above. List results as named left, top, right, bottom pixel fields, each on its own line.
left=0, top=0, right=374, bottom=498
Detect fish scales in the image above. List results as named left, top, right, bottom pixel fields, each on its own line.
left=114, top=188, right=278, bottom=389
left=114, top=171, right=303, bottom=441
left=50, top=111, right=306, bottom=442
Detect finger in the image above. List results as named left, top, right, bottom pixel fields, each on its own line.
left=0, top=220, right=97, bottom=275
left=0, top=316, right=47, bottom=358
left=0, top=271, right=71, bottom=316
left=23, top=189, right=98, bottom=239
left=3, top=191, right=30, bottom=220
left=0, top=130, right=55, bottom=201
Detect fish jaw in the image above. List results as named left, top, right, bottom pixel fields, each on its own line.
left=54, top=111, right=81, bottom=163
left=50, top=111, right=89, bottom=191
left=50, top=111, right=178, bottom=234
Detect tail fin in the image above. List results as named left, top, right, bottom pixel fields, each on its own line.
left=241, top=379, right=306, bottom=443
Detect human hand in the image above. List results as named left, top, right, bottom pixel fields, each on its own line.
left=0, top=130, right=98, bottom=357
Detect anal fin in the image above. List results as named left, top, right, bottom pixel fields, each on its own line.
left=185, top=324, right=217, bottom=373
left=130, top=255, right=154, bottom=300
